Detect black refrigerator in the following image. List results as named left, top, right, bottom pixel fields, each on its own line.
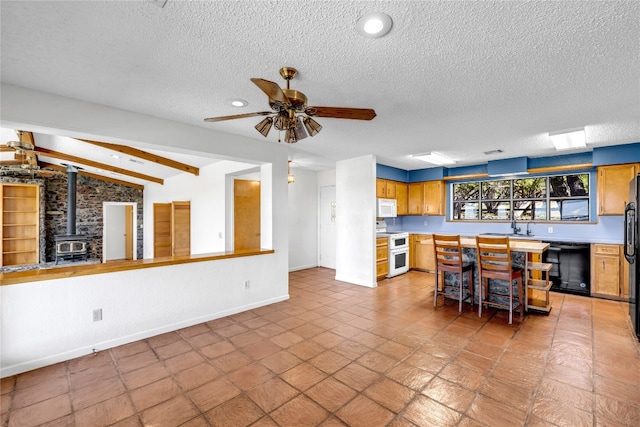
left=624, top=174, right=640, bottom=341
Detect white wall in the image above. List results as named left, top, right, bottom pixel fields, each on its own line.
left=335, top=155, right=377, bottom=287
left=1, top=255, right=286, bottom=377
left=0, top=84, right=290, bottom=376
left=144, top=160, right=258, bottom=257
left=287, top=168, right=319, bottom=271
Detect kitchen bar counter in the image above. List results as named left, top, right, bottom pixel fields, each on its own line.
left=0, top=248, right=275, bottom=286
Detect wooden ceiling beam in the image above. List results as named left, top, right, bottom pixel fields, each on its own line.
left=77, top=138, right=200, bottom=176
left=40, top=162, right=145, bottom=190
left=0, top=145, right=15, bottom=152
left=34, top=147, right=163, bottom=185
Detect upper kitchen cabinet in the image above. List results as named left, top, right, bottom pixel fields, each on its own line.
left=376, top=179, right=396, bottom=199
left=408, top=182, right=424, bottom=215
left=423, top=180, right=445, bottom=215
left=396, top=182, right=408, bottom=215
left=597, top=164, right=639, bottom=215
left=407, top=181, right=445, bottom=215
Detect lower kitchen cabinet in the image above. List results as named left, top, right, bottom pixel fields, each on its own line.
left=591, top=243, right=629, bottom=300
left=412, top=234, right=435, bottom=272
left=376, top=237, right=389, bottom=279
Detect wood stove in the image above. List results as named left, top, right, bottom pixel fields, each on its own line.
left=54, top=164, right=90, bottom=264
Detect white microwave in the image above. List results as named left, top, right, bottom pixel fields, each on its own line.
left=377, top=198, right=397, bottom=218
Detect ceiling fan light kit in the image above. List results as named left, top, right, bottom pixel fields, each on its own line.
left=204, top=67, right=376, bottom=144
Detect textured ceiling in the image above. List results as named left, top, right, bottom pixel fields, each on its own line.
left=1, top=0, right=639, bottom=173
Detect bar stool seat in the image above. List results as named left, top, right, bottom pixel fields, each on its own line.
left=476, top=236, right=524, bottom=324
left=433, top=234, right=474, bottom=312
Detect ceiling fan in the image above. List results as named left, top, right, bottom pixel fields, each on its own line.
left=204, top=67, right=376, bottom=144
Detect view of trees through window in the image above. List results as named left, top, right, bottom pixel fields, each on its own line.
left=452, top=173, right=590, bottom=221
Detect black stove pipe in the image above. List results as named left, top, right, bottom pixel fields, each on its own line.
left=66, top=165, right=78, bottom=236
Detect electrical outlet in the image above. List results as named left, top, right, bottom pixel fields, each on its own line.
left=547, top=226, right=553, bottom=233
left=423, top=220, right=428, bottom=226
left=219, top=232, right=223, bottom=238
left=93, top=309, right=102, bottom=322
left=244, top=280, right=250, bottom=289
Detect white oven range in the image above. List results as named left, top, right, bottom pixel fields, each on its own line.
left=376, top=220, right=409, bottom=278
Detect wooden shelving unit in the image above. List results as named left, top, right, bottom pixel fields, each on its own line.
left=1, top=183, right=40, bottom=267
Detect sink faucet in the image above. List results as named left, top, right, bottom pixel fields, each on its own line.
left=511, top=218, right=521, bottom=235
left=526, top=221, right=535, bottom=236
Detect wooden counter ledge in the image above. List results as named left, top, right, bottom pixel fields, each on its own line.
left=0, top=248, right=275, bottom=286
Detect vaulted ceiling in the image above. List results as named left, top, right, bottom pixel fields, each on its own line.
left=1, top=1, right=638, bottom=176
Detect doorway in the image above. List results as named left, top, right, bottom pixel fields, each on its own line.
left=234, top=179, right=261, bottom=250
left=319, top=185, right=336, bottom=269
left=103, top=202, right=136, bottom=262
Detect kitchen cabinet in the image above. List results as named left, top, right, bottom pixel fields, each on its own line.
left=376, top=179, right=396, bottom=199
left=591, top=243, right=627, bottom=300
left=376, top=237, right=389, bottom=279
left=597, top=164, right=639, bottom=215
left=408, top=183, right=423, bottom=215
left=396, top=182, right=408, bottom=215
left=412, top=234, right=435, bottom=272
left=407, top=181, right=446, bottom=216
left=1, top=183, right=39, bottom=267
left=423, top=180, right=445, bottom=215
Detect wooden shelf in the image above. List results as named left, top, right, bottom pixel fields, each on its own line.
left=1, top=184, right=39, bottom=267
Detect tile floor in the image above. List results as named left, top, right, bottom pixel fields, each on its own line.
left=2, top=268, right=640, bottom=427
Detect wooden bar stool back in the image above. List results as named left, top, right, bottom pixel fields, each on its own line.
left=433, top=234, right=474, bottom=312
left=476, top=236, right=524, bottom=324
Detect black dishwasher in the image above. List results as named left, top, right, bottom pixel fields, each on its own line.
left=543, top=242, right=590, bottom=296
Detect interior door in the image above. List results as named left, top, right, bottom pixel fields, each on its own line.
left=234, top=179, right=261, bottom=250
left=153, top=203, right=172, bottom=257
left=172, top=201, right=191, bottom=256
left=319, top=185, right=336, bottom=269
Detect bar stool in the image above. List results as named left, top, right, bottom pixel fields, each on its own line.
left=526, top=261, right=553, bottom=313
left=433, top=234, right=474, bottom=312
left=476, top=236, right=524, bottom=324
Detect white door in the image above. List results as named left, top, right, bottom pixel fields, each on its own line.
left=104, top=202, right=136, bottom=262
left=319, top=185, right=337, bottom=269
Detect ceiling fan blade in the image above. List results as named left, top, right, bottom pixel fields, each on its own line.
left=250, top=78, right=290, bottom=106
left=307, top=106, right=377, bottom=120
left=204, top=111, right=272, bottom=122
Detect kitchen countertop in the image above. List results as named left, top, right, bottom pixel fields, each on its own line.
left=402, top=231, right=622, bottom=245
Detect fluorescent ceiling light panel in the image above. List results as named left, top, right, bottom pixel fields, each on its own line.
left=412, top=152, right=456, bottom=165
left=549, top=128, right=586, bottom=151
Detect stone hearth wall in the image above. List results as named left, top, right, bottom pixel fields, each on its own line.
left=1, top=170, right=143, bottom=263
left=45, top=174, right=144, bottom=262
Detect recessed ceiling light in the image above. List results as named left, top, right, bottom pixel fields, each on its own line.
left=412, top=152, right=456, bottom=165
left=110, top=154, right=120, bottom=159
left=549, top=128, right=586, bottom=151
left=228, top=98, right=248, bottom=107
left=356, top=12, right=393, bottom=38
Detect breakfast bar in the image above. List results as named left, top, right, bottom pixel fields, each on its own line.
left=438, top=236, right=550, bottom=316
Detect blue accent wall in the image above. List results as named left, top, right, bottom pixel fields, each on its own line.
left=592, top=142, right=640, bottom=166
left=376, top=142, right=640, bottom=181
left=408, top=167, right=445, bottom=182
left=487, top=157, right=528, bottom=176
left=528, top=152, right=592, bottom=169
left=376, top=164, right=408, bottom=181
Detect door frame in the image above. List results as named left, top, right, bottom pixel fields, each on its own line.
left=103, top=202, right=137, bottom=262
